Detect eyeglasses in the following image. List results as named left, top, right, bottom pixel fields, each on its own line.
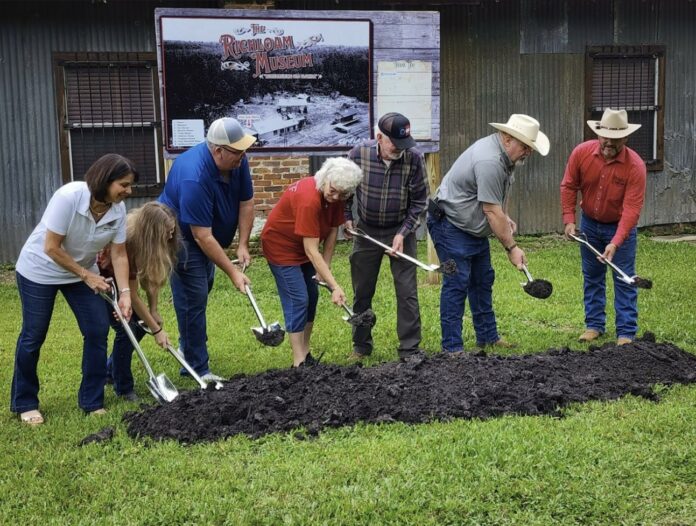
left=219, top=145, right=245, bottom=157
left=327, top=184, right=353, bottom=200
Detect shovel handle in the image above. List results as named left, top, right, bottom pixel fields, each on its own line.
left=569, top=232, right=634, bottom=284
left=231, top=260, right=269, bottom=328
left=521, top=264, right=534, bottom=283
left=136, top=321, right=212, bottom=390
left=312, top=276, right=355, bottom=317
left=345, top=227, right=439, bottom=272
left=100, top=281, right=158, bottom=380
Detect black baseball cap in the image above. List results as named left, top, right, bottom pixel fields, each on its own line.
left=378, top=112, right=417, bottom=149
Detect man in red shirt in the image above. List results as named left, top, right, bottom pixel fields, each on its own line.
left=561, top=108, right=647, bottom=345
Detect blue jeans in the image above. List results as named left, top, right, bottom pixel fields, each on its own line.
left=106, top=307, right=145, bottom=395
left=580, top=214, right=638, bottom=339
left=427, top=215, right=499, bottom=352
left=170, top=240, right=215, bottom=376
left=268, top=262, right=318, bottom=333
left=11, top=272, right=110, bottom=413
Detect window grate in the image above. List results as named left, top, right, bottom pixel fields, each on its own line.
left=56, top=55, right=163, bottom=193
left=585, top=45, right=665, bottom=171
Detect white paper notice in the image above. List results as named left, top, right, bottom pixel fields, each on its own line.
left=377, top=61, right=432, bottom=140
left=171, top=119, right=205, bottom=147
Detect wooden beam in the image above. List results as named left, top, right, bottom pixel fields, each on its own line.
left=424, top=152, right=441, bottom=285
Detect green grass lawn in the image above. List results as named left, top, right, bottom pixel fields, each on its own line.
left=1, top=235, right=695, bottom=525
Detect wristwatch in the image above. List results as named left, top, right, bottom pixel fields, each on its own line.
left=505, top=243, right=517, bottom=253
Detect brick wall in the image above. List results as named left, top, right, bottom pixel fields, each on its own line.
left=248, top=155, right=310, bottom=218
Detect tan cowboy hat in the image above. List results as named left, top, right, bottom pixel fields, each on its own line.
left=587, top=108, right=641, bottom=139
left=490, top=114, right=550, bottom=156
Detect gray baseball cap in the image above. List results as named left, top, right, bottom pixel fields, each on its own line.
left=207, top=117, right=256, bottom=151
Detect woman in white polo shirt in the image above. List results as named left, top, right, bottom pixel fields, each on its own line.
left=11, top=154, right=137, bottom=425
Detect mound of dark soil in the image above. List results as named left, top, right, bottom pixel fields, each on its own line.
left=124, top=335, right=696, bottom=444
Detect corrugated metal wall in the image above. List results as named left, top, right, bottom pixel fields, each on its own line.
left=3, top=0, right=696, bottom=262
left=614, top=0, right=696, bottom=227
left=283, top=0, right=696, bottom=235
left=0, top=0, right=217, bottom=263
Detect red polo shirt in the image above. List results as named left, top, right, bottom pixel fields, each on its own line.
left=261, top=177, right=344, bottom=265
left=560, top=140, right=646, bottom=246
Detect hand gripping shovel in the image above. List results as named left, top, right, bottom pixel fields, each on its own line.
left=568, top=232, right=653, bottom=289
left=137, top=321, right=222, bottom=390
left=99, top=281, right=179, bottom=403
left=345, top=226, right=457, bottom=275
left=236, top=262, right=285, bottom=347
left=520, top=264, right=553, bottom=299
left=312, top=276, right=377, bottom=328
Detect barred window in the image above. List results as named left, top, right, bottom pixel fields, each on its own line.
left=585, top=45, right=665, bottom=171
left=54, top=52, right=163, bottom=196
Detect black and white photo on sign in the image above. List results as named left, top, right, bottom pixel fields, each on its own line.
left=160, top=16, right=372, bottom=151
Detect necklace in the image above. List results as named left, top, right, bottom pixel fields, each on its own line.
left=90, top=202, right=111, bottom=217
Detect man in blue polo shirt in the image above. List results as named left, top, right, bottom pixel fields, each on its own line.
left=159, top=117, right=256, bottom=381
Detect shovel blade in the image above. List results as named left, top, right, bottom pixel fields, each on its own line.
left=146, top=374, right=179, bottom=404
left=252, top=325, right=285, bottom=347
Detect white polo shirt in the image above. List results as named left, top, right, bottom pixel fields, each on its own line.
left=16, top=181, right=127, bottom=284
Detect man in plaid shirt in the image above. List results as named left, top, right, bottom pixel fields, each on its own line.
left=345, top=112, right=428, bottom=361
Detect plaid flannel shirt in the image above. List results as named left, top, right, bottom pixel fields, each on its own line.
left=346, top=141, right=428, bottom=236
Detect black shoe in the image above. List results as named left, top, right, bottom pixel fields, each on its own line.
left=398, top=348, right=425, bottom=360
left=119, top=392, right=139, bottom=402
left=299, top=352, right=324, bottom=367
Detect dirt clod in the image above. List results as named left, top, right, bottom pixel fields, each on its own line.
left=632, top=276, right=653, bottom=289
left=347, top=309, right=376, bottom=328
left=79, top=426, right=115, bottom=446
left=124, top=336, right=696, bottom=444
left=523, top=279, right=553, bottom=299
left=439, top=259, right=458, bottom=275
left=254, top=328, right=285, bottom=347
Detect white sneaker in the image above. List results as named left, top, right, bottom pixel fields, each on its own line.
left=201, top=372, right=224, bottom=382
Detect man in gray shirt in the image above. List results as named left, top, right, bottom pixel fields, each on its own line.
left=427, top=114, right=549, bottom=353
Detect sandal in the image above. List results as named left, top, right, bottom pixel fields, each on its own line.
left=89, top=408, right=107, bottom=416
left=20, top=410, right=44, bottom=426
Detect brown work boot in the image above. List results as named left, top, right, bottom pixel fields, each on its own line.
left=578, top=329, right=601, bottom=342
left=477, top=338, right=517, bottom=350
left=348, top=351, right=367, bottom=362
left=617, top=337, right=633, bottom=346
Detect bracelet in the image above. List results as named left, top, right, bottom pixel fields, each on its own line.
left=120, top=288, right=131, bottom=294
left=152, top=327, right=163, bottom=335
left=504, top=243, right=517, bottom=253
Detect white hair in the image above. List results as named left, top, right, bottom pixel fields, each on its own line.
left=314, top=157, right=363, bottom=192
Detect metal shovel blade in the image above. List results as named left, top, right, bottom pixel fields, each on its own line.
left=147, top=374, right=179, bottom=403
left=251, top=323, right=285, bottom=347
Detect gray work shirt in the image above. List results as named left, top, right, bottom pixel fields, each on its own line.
left=434, top=133, right=515, bottom=237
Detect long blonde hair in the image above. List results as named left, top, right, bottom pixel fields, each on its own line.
left=126, top=202, right=180, bottom=292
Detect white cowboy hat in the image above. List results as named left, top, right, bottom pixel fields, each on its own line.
left=490, top=114, right=550, bottom=156
left=587, top=108, right=641, bottom=139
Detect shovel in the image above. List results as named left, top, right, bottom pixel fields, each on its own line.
left=520, top=264, right=553, bottom=299
left=568, top=232, right=653, bottom=289
left=137, top=321, right=222, bottom=390
left=345, top=226, right=457, bottom=275
left=99, top=281, right=179, bottom=404
left=313, top=276, right=377, bottom=328
left=234, top=261, right=285, bottom=347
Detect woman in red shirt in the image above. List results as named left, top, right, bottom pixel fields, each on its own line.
left=262, top=157, right=363, bottom=367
